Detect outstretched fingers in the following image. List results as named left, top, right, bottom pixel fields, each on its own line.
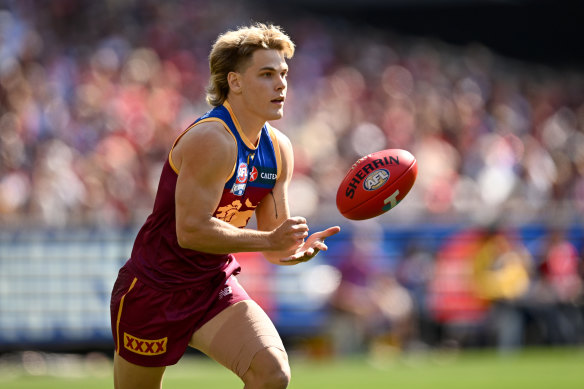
left=279, top=225, right=341, bottom=263
left=316, top=226, right=341, bottom=239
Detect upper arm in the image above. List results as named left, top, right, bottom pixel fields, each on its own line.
left=255, top=129, right=294, bottom=232
left=173, top=122, right=236, bottom=241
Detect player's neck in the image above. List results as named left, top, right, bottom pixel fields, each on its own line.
left=225, top=98, right=265, bottom=146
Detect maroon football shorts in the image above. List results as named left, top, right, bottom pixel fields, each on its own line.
left=110, top=264, right=250, bottom=367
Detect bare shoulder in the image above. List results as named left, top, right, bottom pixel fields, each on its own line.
left=269, top=126, right=294, bottom=181
left=270, top=126, right=293, bottom=164
left=271, top=126, right=292, bottom=151
left=173, top=120, right=236, bottom=173
left=177, top=121, right=234, bottom=153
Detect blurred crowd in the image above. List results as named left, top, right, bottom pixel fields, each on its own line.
left=327, top=221, right=584, bottom=356
left=1, top=0, right=584, bottom=228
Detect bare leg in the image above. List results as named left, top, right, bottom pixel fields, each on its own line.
left=242, top=347, right=291, bottom=389
left=113, top=353, right=166, bottom=389
left=190, top=300, right=290, bottom=388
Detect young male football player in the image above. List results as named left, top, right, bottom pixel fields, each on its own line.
left=110, top=23, right=340, bottom=389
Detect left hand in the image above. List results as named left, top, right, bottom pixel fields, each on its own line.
left=279, top=226, right=341, bottom=264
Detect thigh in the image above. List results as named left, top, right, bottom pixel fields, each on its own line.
left=111, top=266, right=198, bottom=367
left=189, top=300, right=286, bottom=378
left=114, top=353, right=166, bottom=389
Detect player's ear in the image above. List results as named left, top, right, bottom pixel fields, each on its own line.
left=228, top=72, right=242, bottom=94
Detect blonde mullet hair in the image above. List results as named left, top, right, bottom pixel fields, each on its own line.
left=206, top=23, right=295, bottom=107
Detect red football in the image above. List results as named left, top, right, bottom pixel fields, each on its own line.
left=336, top=149, right=418, bottom=220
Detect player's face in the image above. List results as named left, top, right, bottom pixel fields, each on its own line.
left=236, top=49, right=288, bottom=121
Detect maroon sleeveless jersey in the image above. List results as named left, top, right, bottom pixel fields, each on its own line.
left=126, top=102, right=281, bottom=290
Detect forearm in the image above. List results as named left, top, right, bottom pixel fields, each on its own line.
left=177, top=216, right=274, bottom=254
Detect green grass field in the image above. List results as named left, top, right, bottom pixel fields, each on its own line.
left=2, top=348, right=583, bottom=389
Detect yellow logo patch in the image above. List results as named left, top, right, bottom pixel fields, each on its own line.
left=215, top=198, right=256, bottom=228
left=124, top=333, right=167, bottom=355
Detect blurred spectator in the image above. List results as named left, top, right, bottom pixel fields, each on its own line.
left=396, top=238, right=436, bottom=347
left=471, top=225, right=535, bottom=352
left=533, top=228, right=584, bottom=345
left=427, top=229, right=491, bottom=348
left=328, top=222, right=415, bottom=356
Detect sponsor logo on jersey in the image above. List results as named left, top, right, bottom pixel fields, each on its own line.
left=231, top=183, right=246, bottom=196
left=249, top=166, right=258, bottom=182
left=236, top=162, right=248, bottom=184
left=260, top=172, right=277, bottom=180
left=218, top=285, right=233, bottom=300
left=124, top=333, right=167, bottom=355
left=363, top=169, right=390, bottom=191
left=253, top=167, right=277, bottom=186
left=231, top=164, right=277, bottom=194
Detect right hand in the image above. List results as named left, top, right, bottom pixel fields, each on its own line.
left=269, top=216, right=309, bottom=252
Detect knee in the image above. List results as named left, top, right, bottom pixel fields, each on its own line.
left=262, top=365, right=291, bottom=389
left=244, top=347, right=291, bottom=389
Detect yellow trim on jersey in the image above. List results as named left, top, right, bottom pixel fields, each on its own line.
left=168, top=117, right=238, bottom=183
left=168, top=122, right=197, bottom=174
left=116, top=277, right=138, bottom=354
left=223, top=101, right=259, bottom=150
left=266, top=124, right=282, bottom=180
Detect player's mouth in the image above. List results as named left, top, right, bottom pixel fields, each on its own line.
left=271, top=96, right=285, bottom=105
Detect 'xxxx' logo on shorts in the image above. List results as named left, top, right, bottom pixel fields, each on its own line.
left=124, top=333, right=167, bottom=355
